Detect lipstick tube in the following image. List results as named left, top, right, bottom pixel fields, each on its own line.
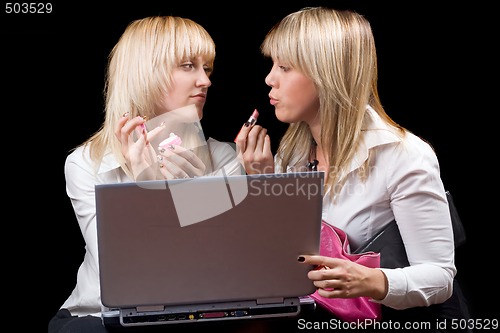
left=235, top=109, right=260, bottom=142
left=244, top=109, right=259, bottom=127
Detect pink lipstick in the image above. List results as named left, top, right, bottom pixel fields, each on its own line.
left=244, top=109, right=259, bottom=127
left=234, top=109, right=259, bottom=142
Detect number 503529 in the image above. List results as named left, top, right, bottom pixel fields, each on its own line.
left=5, top=3, right=52, bottom=14
left=451, top=318, right=499, bottom=330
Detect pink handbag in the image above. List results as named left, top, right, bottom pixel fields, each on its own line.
left=310, top=221, right=382, bottom=322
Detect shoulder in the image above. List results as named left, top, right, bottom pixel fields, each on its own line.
left=208, top=138, right=237, bottom=158
left=393, top=131, right=439, bottom=165
left=65, top=144, right=92, bottom=169
left=207, top=138, right=244, bottom=176
left=364, top=107, right=437, bottom=161
left=65, top=143, right=122, bottom=178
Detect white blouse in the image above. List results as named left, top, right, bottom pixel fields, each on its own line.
left=277, top=107, right=456, bottom=310
left=61, top=138, right=243, bottom=317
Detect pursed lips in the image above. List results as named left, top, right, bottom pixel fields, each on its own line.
left=269, top=94, right=278, bottom=105
left=191, top=93, right=207, bottom=101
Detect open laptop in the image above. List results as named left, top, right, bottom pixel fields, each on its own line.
left=95, top=171, right=324, bottom=327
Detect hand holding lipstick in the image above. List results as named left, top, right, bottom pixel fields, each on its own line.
left=234, top=109, right=259, bottom=142
left=115, top=113, right=166, bottom=181
left=234, top=109, right=275, bottom=175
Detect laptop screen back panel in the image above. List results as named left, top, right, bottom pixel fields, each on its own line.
left=96, top=172, right=323, bottom=310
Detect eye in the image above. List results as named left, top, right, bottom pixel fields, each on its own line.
left=203, top=66, right=213, bottom=75
left=180, top=62, right=194, bottom=70
left=279, top=65, right=290, bottom=72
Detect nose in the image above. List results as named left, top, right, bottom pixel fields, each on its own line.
left=264, top=69, right=275, bottom=88
left=197, top=69, right=212, bottom=88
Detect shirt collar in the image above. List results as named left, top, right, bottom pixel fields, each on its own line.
left=347, top=106, right=402, bottom=174
left=97, top=150, right=122, bottom=175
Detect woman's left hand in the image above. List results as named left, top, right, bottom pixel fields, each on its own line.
left=299, top=255, right=388, bottom=300
left=157, top=145, right=206, bottom=179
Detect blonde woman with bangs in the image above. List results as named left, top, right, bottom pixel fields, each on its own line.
left=235, top=7, right=469, bottom=329
left=50, top=16, right=243, bottom=333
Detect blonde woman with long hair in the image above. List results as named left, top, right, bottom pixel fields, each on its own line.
left=50, top=16, right=242, bottom=333
left=236, top=7, right=469, bottom=330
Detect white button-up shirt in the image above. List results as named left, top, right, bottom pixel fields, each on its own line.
left=278, top=107, right=456, bottom=310
left=61, top=138, right=243, bottom=317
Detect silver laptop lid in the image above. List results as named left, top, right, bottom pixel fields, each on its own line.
left=96, top=172, right=323, bottom=310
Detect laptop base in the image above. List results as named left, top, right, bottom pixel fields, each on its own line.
left=102, top=297, right=316, bottom=327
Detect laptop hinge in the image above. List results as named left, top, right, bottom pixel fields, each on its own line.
left=135, top=305, right=165, bottom=312
left=256, top=297, right=284, bottom=305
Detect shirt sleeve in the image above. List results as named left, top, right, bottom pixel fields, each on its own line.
left=64, top=147, right=101, bottom=278
left=377, top=133, right=456, bottom=309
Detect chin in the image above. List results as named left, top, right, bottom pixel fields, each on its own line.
left=275, top=109, right=289, bottom=123
left=196, top=107, right=203, bottom=120
left=189, top=104, right=202, bottom=120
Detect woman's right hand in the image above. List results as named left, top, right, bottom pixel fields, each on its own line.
left=234, top=123, right=274, bottom=174
left=115, top=114, right=164, bottom=181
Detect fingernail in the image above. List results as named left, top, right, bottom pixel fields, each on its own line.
left=297, top=256, right=305, bottom=262
left=122, top=112, right=129, bottom=117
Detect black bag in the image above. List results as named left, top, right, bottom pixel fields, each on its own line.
left=353, top=191, right=473, bottom=332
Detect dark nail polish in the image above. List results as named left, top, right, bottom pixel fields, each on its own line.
left=297, top=256, right=305, bottom=262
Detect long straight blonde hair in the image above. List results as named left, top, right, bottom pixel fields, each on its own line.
left=80, top=16, right=216, bottom=177
left=261, top=7, right=405, bottom=197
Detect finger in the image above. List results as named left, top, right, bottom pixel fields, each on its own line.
left=173, top=146, right=206, bottom=170
left=315, top=286, right=343, bottom=298
left=158, top=158, right=175, bottom=180
left=122, top=116, right=144, bottom=137
left=159, top=145, right=199, bottom=162
left=158, top=148, right=196, bottom=178
left=308, top=265, right=336, bottom=282
left=244, top=125, right=265, bottom=153
left=117, top=116, right=145, bottom=149
left=254, top=127, right=268, bottom=153
left=163, top=150, right=205, bottom=178
left=115, top=114, right=130, bottom=142
left=234, top=122, right=255, bottom=155
left=116, top=116, right=132, bottom=157
left=133, top=126, right=147, bottom=146
left=161, top=160, right=190, bottom=178
left=298, top=255, right=332, bottom=268
left=146, top=122, right=166, bottom=144
left=263, top=134, right=272, bottom=154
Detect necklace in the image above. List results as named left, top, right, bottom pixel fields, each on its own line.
left=306, top=139, right=319, bottom=171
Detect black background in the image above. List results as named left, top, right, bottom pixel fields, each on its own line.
left=1, top=0, right=496, bottom=330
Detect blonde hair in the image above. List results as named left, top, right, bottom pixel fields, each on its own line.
left=79, top=16, right=215, bottom=175
left=261, top=7, right=405, bottom=198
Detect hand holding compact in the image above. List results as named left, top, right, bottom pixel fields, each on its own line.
left=157, top=133, right=206, bottom=179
